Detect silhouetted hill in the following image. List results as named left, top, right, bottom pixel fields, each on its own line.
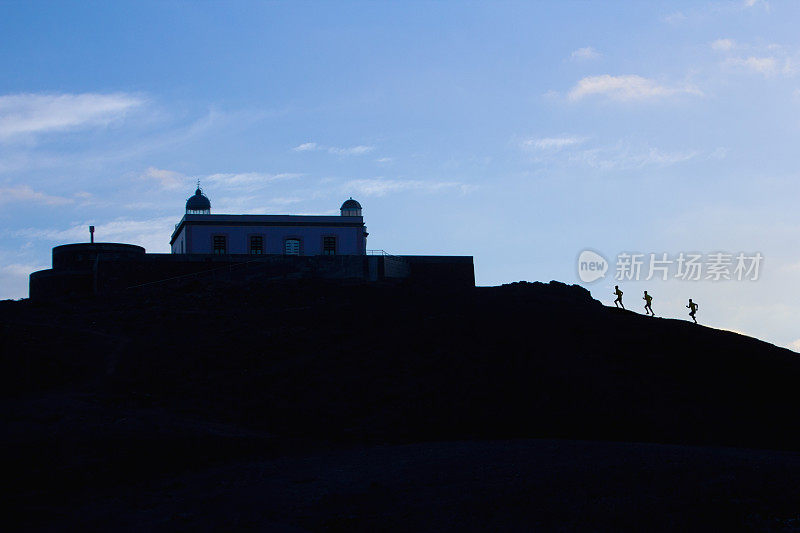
left=4, top=280, right=800, bottom=530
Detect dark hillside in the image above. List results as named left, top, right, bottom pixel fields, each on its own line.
left=5, top=280, right=797, bottom=447
left=4, top=280, right=800, bottom=530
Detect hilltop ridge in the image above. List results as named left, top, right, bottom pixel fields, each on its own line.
left=4, top=279, right=798, bottom=448
left=4, top=279, right=800, bottom=530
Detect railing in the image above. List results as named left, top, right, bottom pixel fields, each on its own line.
left=126, top=258, right=265, bottom=289
left=125, top=251, right=411, bottom=291
left=367, top=249, right=409, bottom=264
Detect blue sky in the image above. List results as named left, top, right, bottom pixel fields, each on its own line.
left=2, top=0, right=799, bottom=349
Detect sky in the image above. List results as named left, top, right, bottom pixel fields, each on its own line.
left=1, top=0, right=799, bottom=350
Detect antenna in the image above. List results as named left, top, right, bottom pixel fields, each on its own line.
left=89, top=225, right=95, bottom=244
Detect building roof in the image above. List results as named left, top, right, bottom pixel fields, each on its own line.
left=186, top=188, right=211, bottom=211
left=341, top=197, right=362, bottom=210
left=170, top=214, right=365, bottom=244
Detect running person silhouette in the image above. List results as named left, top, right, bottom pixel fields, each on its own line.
left=643, top=290, right=655, bottom=316
left=687, top=298, right=699, bottom=324
left=613, top=285, right=624, bottom=309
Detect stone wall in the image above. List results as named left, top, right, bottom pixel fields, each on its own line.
left=400, top=255, right=476, bottom=288
left=29, top=243, right=475, bottom=299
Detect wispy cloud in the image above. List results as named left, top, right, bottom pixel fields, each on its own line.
left=788, top=339, right=800, bottom=352
left=521, top=136, right=586, bottom=150
left=0, top=185, right=73, bottom=206
left=664, top=0, right=768, bottom=25
left=0, top=108, right=237, bottom=177
left=0, top=92, right=143, bottom=141
left=138, top=167, right=302, bottom=193
left=570, top=145, right=701, bottom=170
left=140, top=167, right=188, bottom=190
left=329, top=145, right=373, bottom=155
left=16, top=216, right=177, bottom=252
left=567, top=75, right=702, bottom=102
left=743, top=0, right=769, bottom=10
left=293, top=142, right=318, bottom=152
left=0, top=260, right=49, bottom=299
left=570, top=47, right=600, bottom=60
left=520, top=136, right=713, bottom=171
left=205, top=172, right=302, bottom=190
left=711, top=39, right=736, bottom=51
left=714, top=38, right=799, bottom=78
left=1, top=262, right=48, bottom=277
left=212, top=194, right=307, bottom=214
left=343, top=178, right=476, bottom=197
left=662, top=11, right=687, bottom=24
left=723, top=56, right=796, bottom=77
left=0, top=244, right=50, bottom=298
left=269, top=196, right=304, bottom=205
left=293, top=141, right=374, bottom=156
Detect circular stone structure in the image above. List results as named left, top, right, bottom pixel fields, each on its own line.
left=52, top=243, right=146, bottom=270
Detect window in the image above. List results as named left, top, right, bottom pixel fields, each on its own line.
left=213, top=235, right=227, bottom=255
left=323, top=236, right=336, bottom=255
left=249, top=235, right=263, bottom=255
left=284, top=238, right=300, bottom=255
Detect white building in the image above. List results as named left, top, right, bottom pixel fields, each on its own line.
left=170, top=187, right=368, bottom=256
